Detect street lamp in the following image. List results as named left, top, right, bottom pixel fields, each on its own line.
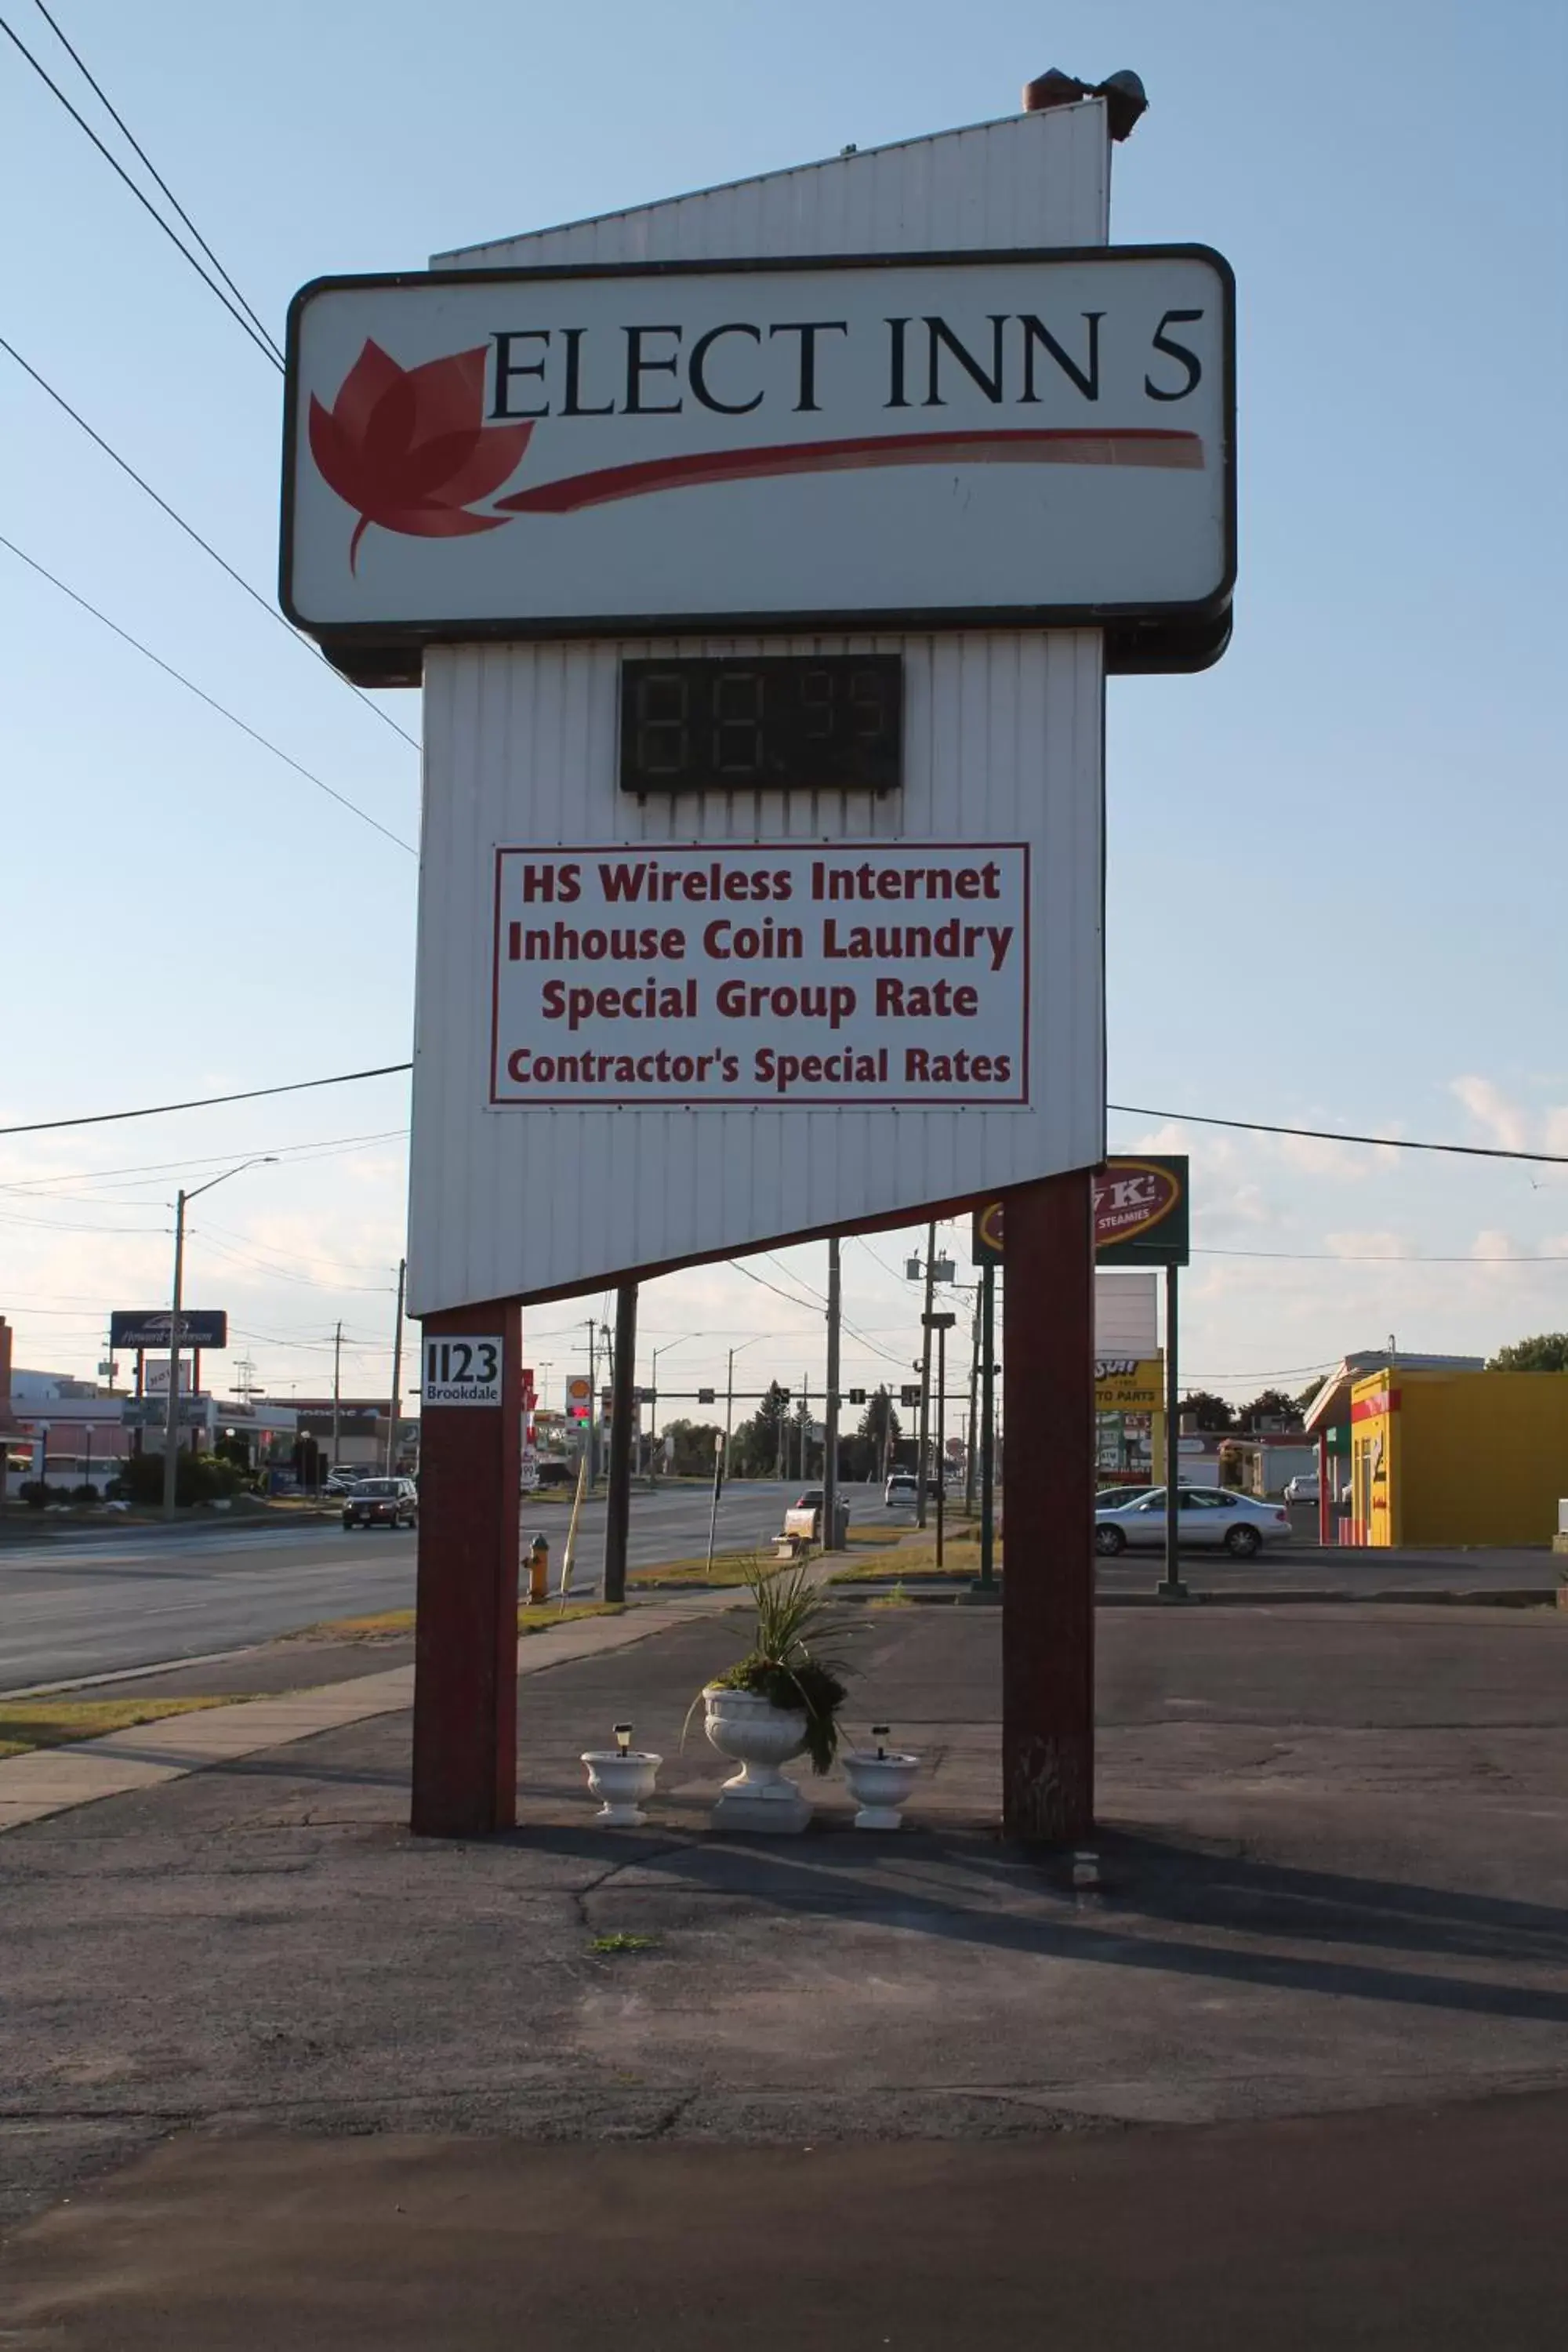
left=647, top=1333, right=708, bottom=1475
left=162, top=1156, right=278, bottom=1519
left=722, top=1330, right=791, bottom=1478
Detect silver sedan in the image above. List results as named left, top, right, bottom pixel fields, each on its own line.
left=1094, top=1484, right=1291, bottom=1560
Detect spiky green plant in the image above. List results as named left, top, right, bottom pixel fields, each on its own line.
left=688, top=1559, right=854, bottom=1774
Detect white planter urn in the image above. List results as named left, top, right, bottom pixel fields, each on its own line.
left=580, top=1748, right=662, bottom=1827
left=842, top=1749, right=920, bottom=1831
left=702, top=1686, right=812, bottom=1834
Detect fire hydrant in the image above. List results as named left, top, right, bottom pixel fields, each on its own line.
left=527, top=1532, right=550, bottom=1606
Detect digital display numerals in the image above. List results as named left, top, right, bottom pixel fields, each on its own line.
left=619, top=655, right=902, bottom=795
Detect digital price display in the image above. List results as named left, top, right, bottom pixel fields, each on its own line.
left=619, top=655, right=902, bottom=797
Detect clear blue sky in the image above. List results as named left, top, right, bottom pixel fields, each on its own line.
left=2, top=0, right=1566, bottom=1409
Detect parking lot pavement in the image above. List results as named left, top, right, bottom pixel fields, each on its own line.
left=9, top=2092, right=1568, bottom=2350
left=2, top=1599, right=1566, bottom=2247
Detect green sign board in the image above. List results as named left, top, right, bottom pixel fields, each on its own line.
left=971, top=1156, right=1190, bottom=1269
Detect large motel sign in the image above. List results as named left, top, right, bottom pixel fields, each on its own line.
left=281, top=84, right=1234, bottom=1838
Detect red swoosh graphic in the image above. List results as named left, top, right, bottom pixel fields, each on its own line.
left=494, top=427, right=1203, bottom=516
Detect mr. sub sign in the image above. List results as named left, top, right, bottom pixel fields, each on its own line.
left=972, top=1157, right=1189, bottom=1267
left=281, top=248, right=1233, bottom=673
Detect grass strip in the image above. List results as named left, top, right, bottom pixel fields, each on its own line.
left=293, top=1600, right=625, bottom=1643
left=627, top=1548, right=760, bottom=1588
left=0, top=1695, right=239, bottom=1760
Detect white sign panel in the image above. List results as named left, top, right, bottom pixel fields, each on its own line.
left=282, top=247, right=1233, bottom=651
left=423, top=1335, right=503, bottom=1406
left=491, top=842, right=1028, bottom=1108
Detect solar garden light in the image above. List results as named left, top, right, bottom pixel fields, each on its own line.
left=843, top=1726, right=920, bottom=1831
left=582, top=1723, right=661, bottom=1827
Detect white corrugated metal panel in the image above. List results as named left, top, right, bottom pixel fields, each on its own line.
left=1094, top=1273, right=1157, bottom=1358
left=432, top=103, right=1109, bottom=269
left=408, top=100, right=1109, bottom=1313
left=408, top=628, right=1102, bottom=1313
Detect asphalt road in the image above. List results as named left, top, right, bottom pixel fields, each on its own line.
left=0, top=1480, right=872, bottom=1691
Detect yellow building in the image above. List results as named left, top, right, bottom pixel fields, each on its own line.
left=1350, top=1365, right=1568, bottom=1547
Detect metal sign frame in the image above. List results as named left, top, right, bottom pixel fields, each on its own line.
left=281, top=245, right=1235, bottom=683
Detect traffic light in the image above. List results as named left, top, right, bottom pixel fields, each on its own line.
left=698, top=1387, right=716, bottom=1405
left=900, top=1385, right=920, bottom=1407
left=848, top=1388, right=867, bottom=1406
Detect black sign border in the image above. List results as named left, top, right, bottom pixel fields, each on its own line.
left=280, top=245, right=1236, bottom=684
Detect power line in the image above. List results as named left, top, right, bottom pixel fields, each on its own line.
left=0, top=1127, right=408, bottom=1196
left=27, top=0, right=284, bottom=363
left=729, top=1261, right=823, bottom=1316
left=0, top=532, right=417, bottom=855
left=0, top=1064, right=412, bottom=1139
left=0, top=334, right=419, bottom=753
left=1108, top=1102, right=1568, bottom=1168
left=0, top=10, right=284, bottom=370
left=1195, top=1244, right=1568, bottom=1265
left=7, top=1065, right=1568, bottom=1171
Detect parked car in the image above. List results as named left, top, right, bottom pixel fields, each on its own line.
left=324, top=1472, right=361, bottom=1497
left=884, top=1472, right=919, bottom=1508
left=342, top=1476, right=419, bottom=1530
left=1283, top=1471, right=1320, bottom=1505
left=1093, top=1485, right=1290, bottom=1559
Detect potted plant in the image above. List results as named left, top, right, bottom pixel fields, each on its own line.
left=691, top=1562, right=851, bottom=1834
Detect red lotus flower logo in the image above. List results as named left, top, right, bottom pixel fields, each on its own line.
left=307, top=339, right=533, bottom=573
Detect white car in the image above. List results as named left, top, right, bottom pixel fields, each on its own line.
left=1093, top=1485, right=1291, bottom=1560
left=1283, top=1471, right=1320, bottom=1505
left=884, top=1472, right=919, bottom=1508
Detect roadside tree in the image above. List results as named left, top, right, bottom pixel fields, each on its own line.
left=1488, top=1332, right=1568, bottom=1372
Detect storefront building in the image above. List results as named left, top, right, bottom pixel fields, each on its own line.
left=1349, top=1364, right=1568, bottom=1547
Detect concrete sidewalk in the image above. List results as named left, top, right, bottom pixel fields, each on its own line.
left=0, top=1587, right=757, bottom=1834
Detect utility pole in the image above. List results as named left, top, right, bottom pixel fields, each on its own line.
left=603, top=1281, right=637, bottom=1603
left=161, top=1191, right=190, bottom=1520
left=585, top=1318, right=600, bottom=1488
left=935, top=1317, right=948, bottom=1566
left=965, top=1287, right=981, bottom=1515
left=332, top=1320, right=343, bottom=1470
left=1160, top=1261, right=1185, bottom=1600
left=916, top=1218, right=936, bottom=1527
left=924, top=1309, right=956, bottom=1567
left=724, top=1345, right=737, bottom=1478
left=823, top=1236, right=841, bottom=1548
left=385, top=1258, right=406, bottom=1474
left=974, top=1259, right=998, bottom=1596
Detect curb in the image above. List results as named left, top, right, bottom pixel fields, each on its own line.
left=831, top=1583, right=1559, bottom=1610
